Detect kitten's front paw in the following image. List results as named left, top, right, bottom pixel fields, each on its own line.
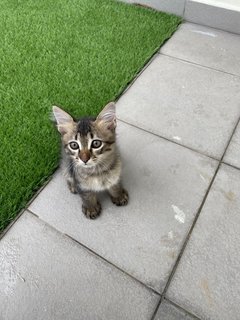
left=111, top=189, right=129, bottom=206
left=82, top=202, right=102, bottom=219
left=67, top=180, right=78, bottom=194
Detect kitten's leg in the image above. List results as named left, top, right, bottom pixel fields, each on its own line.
left=67, top=177, right=78, bottom=194
left=108, top=182, right=129, bottom=206
left=81, top=191, right=101, bottom=219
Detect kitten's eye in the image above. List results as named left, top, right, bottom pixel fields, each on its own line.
left=91, top=140, right=102, bottom=149
left=69, top=141, right=79, bottom=150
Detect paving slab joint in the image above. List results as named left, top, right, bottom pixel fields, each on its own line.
left=221, top=116, right=240, bottom=162
left=115, top=22, right=182, bottom=100
left=116, top=52, right=160, bottom=100
left=183, top=0, right=187, bottom=17
left=153, top=297, right=201, bottom=320
left=117, top=118, right=219, bottom=162
left=26, top=209, right=161, bottom=297
left=159, top=52, right=240, bottom=79
left=150, top=113, right=240, bottom=320
left=221, top=161, right=240, bottom=171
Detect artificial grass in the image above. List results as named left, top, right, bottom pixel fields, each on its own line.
left=0, top=0, right=181, bottom=232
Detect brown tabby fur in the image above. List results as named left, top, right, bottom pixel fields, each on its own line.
left=52, top=102, right=128, bottom=219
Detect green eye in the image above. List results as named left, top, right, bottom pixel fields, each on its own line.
left=69, top=141, right=79, bottom=150
left=91, top=140, right=102, bottom=149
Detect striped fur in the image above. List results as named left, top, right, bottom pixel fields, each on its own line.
left=53, top=102, right=128, bottom=219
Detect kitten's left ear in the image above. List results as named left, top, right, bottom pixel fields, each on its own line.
left=96, top=102, right=116, bottom=131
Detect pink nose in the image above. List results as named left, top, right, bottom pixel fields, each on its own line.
left=80, top=151, right=90, bottom=164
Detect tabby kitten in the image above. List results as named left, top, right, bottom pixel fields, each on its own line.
left=52, top=102, right=128, bottom=219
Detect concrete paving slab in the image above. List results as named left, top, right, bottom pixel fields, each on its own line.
left=0, top=212, right=159, bottom=320
left=224, top=123, right=240, bottom=169
left=117, top=55, right=240, bottom=159
left=29, top=122, right=217, bottom=293
left=161, top=22, right=240, bottom=76
left=118, top=0, right=186, bottom=16
left=166, top=164, right=240, bottom=320
left=184, top=0, right=240, bottom=34
left=154, top=300, right=198, bottom=320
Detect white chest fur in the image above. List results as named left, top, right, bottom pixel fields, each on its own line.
left=82, top=173, right=120, bottom=192
left=78, top=162, right=122, bottom=192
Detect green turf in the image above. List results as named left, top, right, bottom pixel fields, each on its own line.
left=0, top=0, right=181, bottom=231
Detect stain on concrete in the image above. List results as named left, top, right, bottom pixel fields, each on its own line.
left=225, top=191, right=236, bottom=201
left=200, top=278, right=214, bottom=307
left=167, top=250, right=177, bottom=259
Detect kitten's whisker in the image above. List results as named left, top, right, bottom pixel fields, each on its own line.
left=98, top=160, right=110, bottom=172
left=63, top=160, right=76, bottom=178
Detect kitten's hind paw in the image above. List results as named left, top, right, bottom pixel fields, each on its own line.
left=82, top=202, right=102, bottom=219
left=111, top=189, right=129, bottom=206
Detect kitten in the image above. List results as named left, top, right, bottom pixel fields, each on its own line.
left=52, top=102, right=128, bottom=219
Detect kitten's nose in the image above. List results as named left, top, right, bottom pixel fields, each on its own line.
left=80, top=151, right=90, bottom=164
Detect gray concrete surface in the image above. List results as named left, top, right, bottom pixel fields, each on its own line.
left=224, top=123, right=240, bottom=169
left=0, top=213, right=159, bottom=320
left=117, top=54, right=240, bottom=159
left=167, top=164, right=240, bottom=320
left=160, top=22, right=240, bottom=76
left=1, top=22, right=240, bottom=320
left=29, top=122, right=217, bottom=293
left=154, top=300, right=199, bottom=319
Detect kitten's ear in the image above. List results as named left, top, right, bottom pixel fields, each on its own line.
left=52, top=106, right=74, bottom=135
left=96, top=102, right=116, bottom=131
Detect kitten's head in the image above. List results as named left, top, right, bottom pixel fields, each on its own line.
left=52, top=102, right=117, bottom=169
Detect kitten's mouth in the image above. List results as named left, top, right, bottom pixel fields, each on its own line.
left=78, top=161, right=94, bottom=168
left=84, top=163, right=91, bottom=167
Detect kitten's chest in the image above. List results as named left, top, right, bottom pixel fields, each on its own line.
left=79, top=168, right=121, bottom=192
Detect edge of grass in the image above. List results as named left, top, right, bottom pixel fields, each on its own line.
left=0, top=1, right=182, bottom=234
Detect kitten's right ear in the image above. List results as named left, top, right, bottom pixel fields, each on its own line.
left=52, top=106, right=74, bottom=135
